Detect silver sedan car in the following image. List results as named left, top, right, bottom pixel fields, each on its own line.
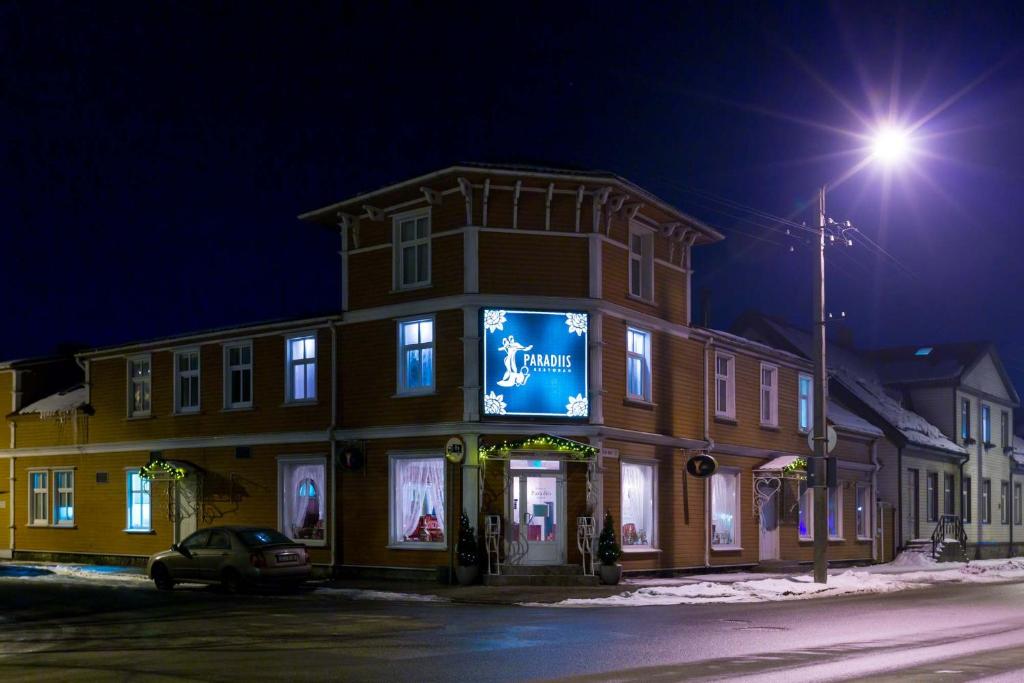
left=147, top=526, right=312, bottom=592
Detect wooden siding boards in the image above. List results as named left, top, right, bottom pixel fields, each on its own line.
left=478, top=232, right=588, bottom=298
left=348, top=232, right=464, bottom=310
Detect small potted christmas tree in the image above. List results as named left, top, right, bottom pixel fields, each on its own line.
left=597, top=511, right=623, bottom=585
left=455, top=511, right=480, bottom=585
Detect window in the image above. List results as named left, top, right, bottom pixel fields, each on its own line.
left=279, top=457, right=326, bottom=544
left=285, top=334, right=317, bottom=402
left=963, top=477, right=972, bottom=523
left=1002, top=411, right=1011, bottom=448
left=1001, top=480, right=1010, bottom=525
left=943, top=473, right=955, bottom=515
left=174, top=349, right=200, bottom=414
left=981, top=479, right=991, bottom=524
left=982, top=405, right=992, bottom=444
left=621, top=462, right=655, bottom=548
left=628, top=226, right=653, bottom=301
left=926, top=472, right=938, bottom=523
left=224, top=342, right=253, bottom=409
left=389, top=454, right=446, bottom=547
left=1015, top=482, right=1022, bottom=525
left=127, top=355, right=151, bottom=417
left=126, top=470, right=151, bottom=531
left=54, top=470, right=74, bottom=525
left=798, top=373, right=813, bottom=433
left=828, top=486, right=842, bottom=539
left=29, top=471, right=48, bottom=525
left=397, top=318, right=434, bottom=395
left=855, top=483, right=871, bottom=540
left=711, top=469, right=740, bottom=548
left=760, top=363, right=778, bottom=427
left=714, top=353, right=735, bottom=419
left=626, top=328, right=652, bottom=402
left=181, top=530, right=210, bottom=551
left=208, top=529, right=231, bottom=549
left=915, top=347, right=933, bottom=356
left=961, top=398, right=971, bottom=440
left=394, top=210, right=430, bottom=289
left=799, top=481, right=813, bottom=540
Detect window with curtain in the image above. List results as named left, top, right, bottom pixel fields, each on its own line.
left=280, top=459, right=327, bottom=543
left=711, top=470, right=740, bottom=548
left=174, top=349, right=200, bottom=413
left=715, top=353, right=734, bottom=418
left=128, top=355, right=151, bottom=416
left=398, top=318, right=435, bottom=394
left=394, top=211, right=431, bottom=289
left=54, top=470, right=74, bottom=525
left=799, top=481, right=813, bottom=540
left=828, top=486, right=842, bottom=538
left=126, top=470, right=151, bottom=531
left=30, top=471, right=48, bottom=525
left=626, top=328, right=651, bottom=402
left=390, top=455, right=446, bottom=546
left=286, top=334, right=317, bottom=402
left=855, top=482, right=871, bottom=539
left=760, top=363, right=778, bottom=426
left=798, top=373, right=813, bottom=432
left=620, top=462, right=654, bottom=547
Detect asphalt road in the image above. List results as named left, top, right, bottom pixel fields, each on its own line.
left=3, top=576, right=1024, bottom=681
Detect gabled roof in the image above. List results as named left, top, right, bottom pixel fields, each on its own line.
left=869, top=342, right=1020, bottom=405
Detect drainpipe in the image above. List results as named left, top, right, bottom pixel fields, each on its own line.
left=8, top=457, right=13, bottom=557
left=702, top=336, right=716, bottom=568
left=897, top=446, right=903, bottom=550
left=870, top=438, right=880, bottom=562
left=328, top=321, right=339, bottom=574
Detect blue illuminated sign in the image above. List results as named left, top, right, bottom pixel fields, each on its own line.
left=482, top=309, right=588, bottom=418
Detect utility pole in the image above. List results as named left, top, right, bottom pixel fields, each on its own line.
left=812, top=185, right=829, bottom=584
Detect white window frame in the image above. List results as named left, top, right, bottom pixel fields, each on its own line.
left=759, top=363, right=779, bottom=427
left=223, top=341, right=254, bottom=409
left=28, top=469, right=49, bottom=526
left=799, top=481, right=814, bottom=540
left=126, top=354, right=152, bottom=417
left=628, top=223, right=654, bottom=302
left=388, top=451, right=447, bottom=550
left=620, top=459, right=657, bottom=551
left=982, top=404, right=992, bottom=444
left=855, top=482, right=872, bottom=540
left=1001, top=480, right=1011, bottom=525
left=714, top=352, right=736, bottom=419
left=827, top=485, right=843, bottom=540
left=54, top=469, right=74, bottom=526
left=1015, top=482, right=1022, bottom=526
left=285, top=333, right=317, bottom=404
left=982, top=478, right=991, bottom=524
left=125, top=469, right=152, bottom=532
left=710, top=467, right=741, bottom=550
left=393, top=208, right=431, bottom=290
left=963, top=477, right=972, bottom=524
left=626, top=327, right=652, bottom=403
left=396, top=316, right=436, bottom=396
left=798, top=373, right=813, bottom=433
left=943, top=473, right=955, bottom=515
left=173, top=348, right=201, bottom=414
left=926, top=472, right=938, bottom=523
left=276, top=455, right=328, bottom=547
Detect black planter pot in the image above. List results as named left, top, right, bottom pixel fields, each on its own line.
left=455, top=564, right=480, bottom=586
left=598, top=563, right=622, bottom=585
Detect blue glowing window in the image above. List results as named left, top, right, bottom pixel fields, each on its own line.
left=915, top=347, right=933, bottom=356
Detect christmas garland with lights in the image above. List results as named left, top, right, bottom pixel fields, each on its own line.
left=782, top=457, right=807, bottom=475
left=139, top=459, right=187, bottom=481
left=479, top=434, right=598, bottom=461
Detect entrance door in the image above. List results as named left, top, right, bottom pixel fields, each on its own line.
left=908, top=469, right=920, bottom=540
left=508, top=459, right=565, bottom=565
left=758, top=488, right=780, bottom=561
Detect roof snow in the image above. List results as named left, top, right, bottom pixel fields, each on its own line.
left=17, top=385, right=87, bottom=418
left=828, top=400, right=883, bottom=437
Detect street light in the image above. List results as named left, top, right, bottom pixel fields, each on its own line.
left=811, top=125, right=911, bottom=584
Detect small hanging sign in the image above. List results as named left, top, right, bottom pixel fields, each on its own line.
left=686, top=453, right=718, bottom=478
left=445, top=436, right=466, bottom=464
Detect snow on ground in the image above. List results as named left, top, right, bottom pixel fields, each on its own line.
left=0, top=563, right=149, bottom=584
left=313, top=587, right=449, bottom=603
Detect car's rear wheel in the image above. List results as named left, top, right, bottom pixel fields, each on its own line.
left=221, top=568, right=245, bottom=594
left=152, top=564, right=174, bottom=591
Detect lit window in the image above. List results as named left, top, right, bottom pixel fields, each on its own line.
left=390, top=454, right=446, bottom=547
left=961, top=398, right=971, bottom=440
left=760, top=363, right=778, bottom=427
left=714, top=353, right=735, bottom=419
left=855, top=482, right=871, bottom=540
left=286, top=334, right=317, bottom=402
left=798, top=373, right=813, bottom=433
left=127, top=355, right=151, bottom=417
left=827, top=486, right=842, bottom=539
left=628, top=226, right=654, bottom=301
left=174, top=349, right=200, bottom=413
left=279, top=458, right=327, bottom=544
left=224, top=342, right=253, bottom=409
left=394, top=211, right=431, bottom=289
left=926, top=472, right=938, bottom=522
left=621, top=462, right=655, bottom=548
left=981, top=479, right=991, bottom=524
left=799, top=481, right=813, bottom=540
left=626, top=328, right=651, bottom=402
left=54, top=470, right=74, bottom=526
left=962, top=477, right=972, bottom=524
left=914, top=347, right=933, bottom=356
left=397, top=318, right=434, bottom=395
left=126, top=470, right=151, bottom=531
left=982, top=405, right=992, bottom=444
left=711, top=469, right=740, bottom=548
left=29, top=471, right=48, bottom=525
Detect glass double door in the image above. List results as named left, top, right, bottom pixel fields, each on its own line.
left=509, top=460, right=565, bottom=565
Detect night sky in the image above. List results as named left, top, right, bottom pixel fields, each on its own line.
left=3, top=3, right=1023, bottom=388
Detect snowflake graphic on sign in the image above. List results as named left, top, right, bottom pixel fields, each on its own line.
left=565, top=393, right=588, bottom=417
left=564, top=313, right=587, bottom=336
left=483, top=309, right=507, bottom=334
left=483, top=391, right=507, bottom=416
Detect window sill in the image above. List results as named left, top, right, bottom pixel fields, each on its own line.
left=173, top=409, right=201, bottom=417
left=799, top=537, right=814, bottom=543
left=124, top=414, right=154, bottom=421
left=626, top=293, right=656, bottom=307
left=221, top=406, right=254, bottom=413
left=711, top=545, right=743, bottom=552
left=123, top=529, right=155, bottom=534
left=759, top=423, right=780, bottom=431
left=392, top=390, right=437, bottom=399
left=714, top=415, right=737, bottom=425
left=30, top=524, right=77, bottom=529
left=621, top=546, right=661, bottom=554
left=623, top=397, right=656, bottom=410
left=391, top=282, right=433, bottom=294
left=856, top=536, right=873, bottom=542
left=828, top=537, right=845, bottom=542
left=386, top=543, right=447, bottom=551
left=281, top=400, right=318, bottom=408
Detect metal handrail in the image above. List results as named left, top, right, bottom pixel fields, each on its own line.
left=931, top=514, right=967, bottom=559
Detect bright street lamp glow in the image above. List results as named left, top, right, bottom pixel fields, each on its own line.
left=871, top=127, right=910, bottom=164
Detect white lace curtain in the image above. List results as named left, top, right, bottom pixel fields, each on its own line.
left=396, top=458, right=446, bottom=542
left=621, top=463, right=651, bottom=544
left=284, top=462, right=326, bottom=538
left=711, top=472, right=737, bottom=545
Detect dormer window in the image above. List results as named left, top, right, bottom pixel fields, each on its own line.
left=914, top=347, right=933, bottom=356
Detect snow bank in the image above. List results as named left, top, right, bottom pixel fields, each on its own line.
left=315, top=588, right=449, bottom=603
left=0, top=563, right=149, bottom=583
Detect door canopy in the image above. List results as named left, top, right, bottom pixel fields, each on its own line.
left=480, top=434, right=597, bottom=461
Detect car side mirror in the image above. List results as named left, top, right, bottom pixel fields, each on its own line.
left=173, top=543, right=192, bottom=558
